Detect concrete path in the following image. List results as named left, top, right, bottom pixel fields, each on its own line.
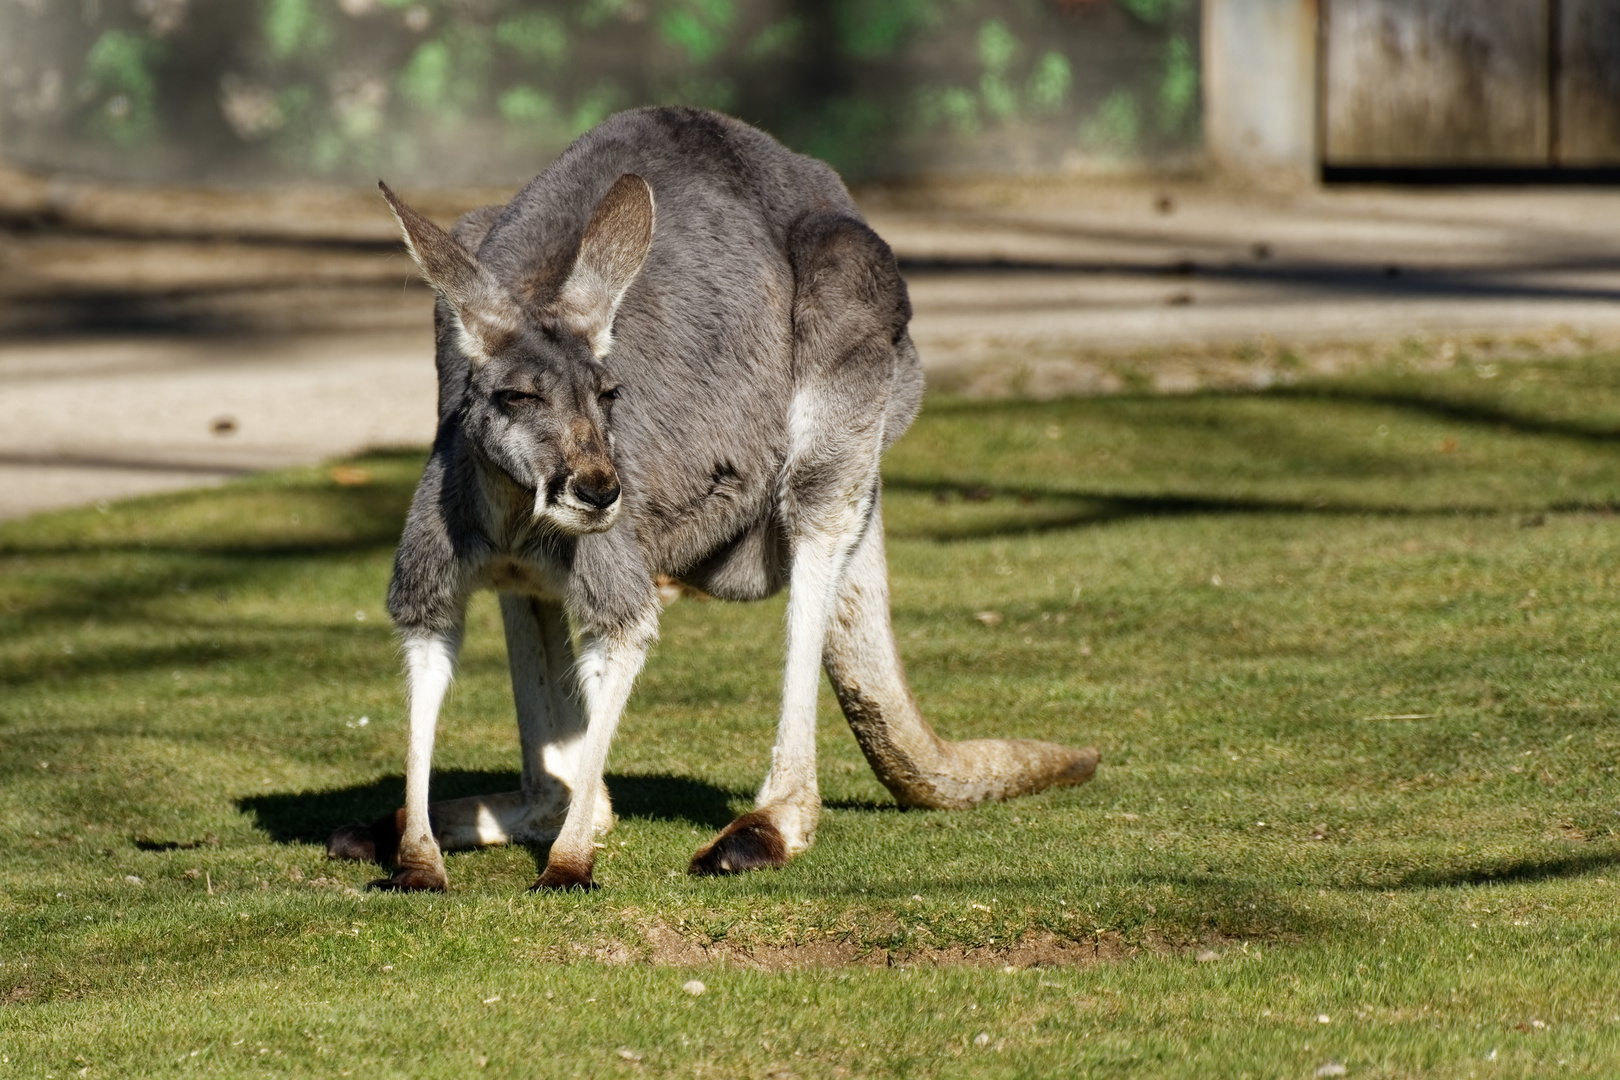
left=876, top=181, right=1620, bottom=380
left=4, top=180, right=1620, bottom=521
left=0, top=330, right=438, bottom=520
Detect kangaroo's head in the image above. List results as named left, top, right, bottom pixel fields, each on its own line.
left=380, top=174, right=655, bottom=536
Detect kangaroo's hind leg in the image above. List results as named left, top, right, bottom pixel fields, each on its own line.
left=507, top=596, right=616, bottom=839
left=687, top=453, right=881, bottom=876
left=689, top=213, right=896, bottom=876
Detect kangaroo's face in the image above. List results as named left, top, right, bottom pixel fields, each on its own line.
left=379, top=172, right=655, bottom=537
left=465, top=333, right=622, bottom=535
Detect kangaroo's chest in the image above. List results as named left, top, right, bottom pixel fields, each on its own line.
left=477, top=552, right=572, bottom=601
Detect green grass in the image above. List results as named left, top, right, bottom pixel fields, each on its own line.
left=4, top=352, right=1620, bottom=1076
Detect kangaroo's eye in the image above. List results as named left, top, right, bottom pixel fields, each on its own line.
left=498, top=390, right=541, bottom=408
left=599, top=387, right=620, bottom=404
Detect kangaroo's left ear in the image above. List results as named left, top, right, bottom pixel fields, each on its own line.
left=378, top=180, right=522, bottom=366
left=553, top=173, right=656, bottom=358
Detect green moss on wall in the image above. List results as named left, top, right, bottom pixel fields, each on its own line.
left=3, top=0, right=1201, bottom=185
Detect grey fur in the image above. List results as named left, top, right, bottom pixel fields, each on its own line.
left=343, top=107, right=1093, bottom=891
left=389, top=107, right=920, bottom=639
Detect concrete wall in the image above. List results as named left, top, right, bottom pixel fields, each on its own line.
left=1203, top=0, right=1318, bottom=184
left=0, top=0, right=1202, bottom=187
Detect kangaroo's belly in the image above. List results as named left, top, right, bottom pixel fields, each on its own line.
left=675, top=508, right=790, bottom=602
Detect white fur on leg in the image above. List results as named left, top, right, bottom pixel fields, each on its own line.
left=427, top=597, right=615, bottom=852
left=535, top=600, right=616, bottom=835
left=755, top=545, right=833, bottom=853
left=539, top=614, right=655, bottom=883
left=400, top=630, right=459, bottom=872
left=753, top=389, right=884, bottom=855
left=504, top=593, right=590, bottom=829
left=499, top=594, right=552, bottom=791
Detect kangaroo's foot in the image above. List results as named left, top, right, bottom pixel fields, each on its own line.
left=327, top=809, right=407, bottom=864
left=530, top=862, right=599, bottom=892
left=529, top=842, right=599, bottom=891
left=325, top=824, right=377, bottom=862
left=689, top=793, right=818, bottom=877
left=367, top=864, right=448, bottom=892
left=365, top=828, right=448, bottom=892
left=325, top=787, right=607, bottom=865
left=688, top=810, right=789, bottom=876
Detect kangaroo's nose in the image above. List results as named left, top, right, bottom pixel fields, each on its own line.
left=573, top=479, right=620, bottom=510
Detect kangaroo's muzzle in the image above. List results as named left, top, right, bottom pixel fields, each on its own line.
left=538, top=466, right=621, bottom=534
left=571, top=478, right=621, bottom=511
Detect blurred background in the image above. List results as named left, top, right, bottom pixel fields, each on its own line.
left=3, top=0, right=1620, bottom=517
left=0, top=0, right=1201, bottom=185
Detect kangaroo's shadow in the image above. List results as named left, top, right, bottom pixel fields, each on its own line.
left=238, top=770, right=743, bottom=846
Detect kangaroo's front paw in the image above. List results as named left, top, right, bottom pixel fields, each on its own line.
left=688, top=810, right=790, bottom=876
left=367, top=864, right=447, bottom=892
left=530, top=856, right=598, bottom=892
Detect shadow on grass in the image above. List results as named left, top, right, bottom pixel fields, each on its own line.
left=924, top=379, right=1620, bottom=447
left=1368, top=847, right=1620, bottom=891
left=1270, top=384, right=1620, bottom=443
left=0, top=625, right=395, bottom=690
left=11, top=390, right=1616, bottom=573
left=0, top=448, right=425, bottom=560
left=880, top=482, right=1527, bottom=544
left=237, top=770, right=746, bottom=846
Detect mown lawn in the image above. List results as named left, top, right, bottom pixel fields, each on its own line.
left=3, top=349, right=1619, bottom=1077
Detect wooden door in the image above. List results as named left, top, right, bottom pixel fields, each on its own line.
left=1323, top=0, right=1552, bottom=167
left=1558, top=0, right=1620, bottom=164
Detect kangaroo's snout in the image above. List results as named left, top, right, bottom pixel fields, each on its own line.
left=538, top=419, right=621, bottom=533
left=571, top=477, right=621, bottom=510
left=543, top=463, right=621, bottom=534
left=536, top=461, right=621, bottom=533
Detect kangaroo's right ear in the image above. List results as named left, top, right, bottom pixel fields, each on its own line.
left=553, top=173, right=656, bottom=358
left=380, top=181, right=522, bottom=365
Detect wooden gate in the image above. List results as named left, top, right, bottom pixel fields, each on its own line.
left=1323, top=0, right=1620, bottom=168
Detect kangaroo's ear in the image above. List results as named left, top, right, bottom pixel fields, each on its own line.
left=554, top=174, right=655, bottom=358
left=379, top=181, right=521, bottom=365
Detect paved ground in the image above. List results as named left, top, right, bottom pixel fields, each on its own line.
left=0, top=330, right=437, bottom=520
left=4, top=179, right=1620, bottom=521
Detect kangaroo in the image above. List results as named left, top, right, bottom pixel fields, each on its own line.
left=325, top=107, right=1098, bottom=891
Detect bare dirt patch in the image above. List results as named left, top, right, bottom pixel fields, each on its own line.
left=570, top=925, right=1153, bottom=971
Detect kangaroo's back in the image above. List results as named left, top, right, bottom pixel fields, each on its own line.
left=473, top=107, right=895, bottom=581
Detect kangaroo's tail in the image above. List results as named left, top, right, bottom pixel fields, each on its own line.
left=823, top=506, right=1099, bottom=809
